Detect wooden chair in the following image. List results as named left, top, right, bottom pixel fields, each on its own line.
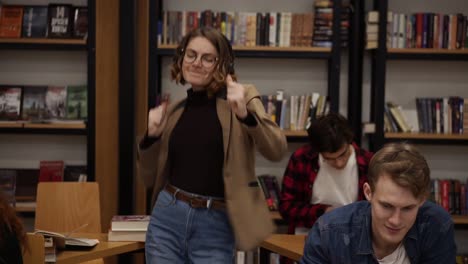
left=35, top=182, right=103, bottom=264
left=22, top=233, right=45, bottom=264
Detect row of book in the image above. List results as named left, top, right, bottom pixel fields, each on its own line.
left=261, top=91, right=330, bottom=131
left=0, top=85, right=87, bottom=123
left=384, top=98, right=468, bottom=134
left=415, top=97, right=468, bottom=134
left=257, top=175, right=281, bottom=211
left=0, top=4, right=87, bottom=39
left=367, top=10, right=468, bottom=50
left=387, top=12, right=468, bottom=50
left=159, top=1, right=350, bottom=48
left=0, top=165, right=86, bottom=206
left=429, top=179, right=468, bottom=215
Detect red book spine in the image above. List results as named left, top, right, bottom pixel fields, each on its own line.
left=440, top=180, right=450, bottom=212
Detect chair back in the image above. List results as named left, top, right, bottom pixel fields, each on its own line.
left=35, top=182, right=101, bottom=233
left=22, top=233, right=45, bottom=264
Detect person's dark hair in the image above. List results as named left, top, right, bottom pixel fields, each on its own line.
left=306, top=113, right=354, bottom=153
left=368, top=142, right=430, bottom=199
left=0, top=192, right=27, bottom=252
left=171, top=27, right=237, bottom=95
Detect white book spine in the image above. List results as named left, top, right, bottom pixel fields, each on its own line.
left=269, top=12, right=277, bottom=47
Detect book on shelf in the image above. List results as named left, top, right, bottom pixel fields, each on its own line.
left=44, top=236, right=56, bottom=263
left=108, top=215, right=149, bottom=242
left=21, top=6, right=48, bottom=38
left=45, top=86, right=67, bottom=120
left=159, top=8, right=341, bottom=48
left=0, top=86, right=22, bottom=121
left=72, top=6, right=88, bottom=39
left=66, top=85, right=87, bottom=120
left=34, top=229, right=99, bottom=248
left=111, top=215, right=150, bottom=231
left=386, top=102, right=412, bottom=133
left=38, top=160, right=64, bottom=182
left=48, top=4, right=73, bottom=38
left=64, top=165, right=87, bottom=182
left=257, top=175, right=281, bottom=211
left=22, top=86, right=47, bottom=121
left=386, top=11, right=468, bottom=49
left=0, top=5, right=23, bottom=38
left=108, top=230, right=146, bottom=242
left=430, top=178, right=468, bottom=216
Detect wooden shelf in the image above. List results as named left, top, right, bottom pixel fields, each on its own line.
left=0, top=122, right=23, bottom=128
left=158, top=44, right=331, bottom=52
left=385, top=132, right=468, bottom=140
left=283, top=130, right=308, bottom=137
left=156, top=44, right=332, bottom=59
left=452, top=215, right=468, bottom=225
left=0, top=38, right=86, bottom=45
left=0, top=122, right=87, bottom=135
left=386, top=48, right=468, bottom=60
left=24, top=123, right=86, bottom=129
left=388, top=48, right=468, bottom=55
left=270, top=211, right=282, bottom=221
left=15, top=204, right=36, bottom=213
left=0, top=38, right=87, bottom=50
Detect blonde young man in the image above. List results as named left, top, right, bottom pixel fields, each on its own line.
left=301, top=143, right=456, bottom=264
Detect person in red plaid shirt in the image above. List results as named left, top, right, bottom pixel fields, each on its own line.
left=279, top=113, right=373, bottom=235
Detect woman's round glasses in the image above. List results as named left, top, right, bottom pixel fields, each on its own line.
left=183, top=49, right=218, bottom=68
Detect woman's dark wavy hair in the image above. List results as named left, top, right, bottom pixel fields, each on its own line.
left=170, top=27, right=237, bottom=96
left=0, top=192, right=27, bottom=253
left=306, top=112, right=354, bottom=153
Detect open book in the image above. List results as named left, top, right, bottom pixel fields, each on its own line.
left=34, top=229, right=99, bottom=249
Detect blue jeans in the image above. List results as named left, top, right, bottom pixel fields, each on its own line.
left=145, top=188, right=235, bottom=264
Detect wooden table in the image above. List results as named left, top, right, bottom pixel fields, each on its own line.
left=259, top=234, right=306, bottom=263
left=56, top=233, right=144, bottom=264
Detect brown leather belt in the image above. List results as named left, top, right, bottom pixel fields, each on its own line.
left=165, top=184, right=226, bottom=210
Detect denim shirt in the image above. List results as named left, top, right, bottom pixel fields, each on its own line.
left=300, top=201, right=456, bottom=264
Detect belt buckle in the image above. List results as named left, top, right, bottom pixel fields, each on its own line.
left=189, top=197, right=212, bottom=209
left=189, top=198, right=197, bottom=208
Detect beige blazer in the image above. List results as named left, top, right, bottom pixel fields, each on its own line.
left=137, top=84, right=287, bottom=250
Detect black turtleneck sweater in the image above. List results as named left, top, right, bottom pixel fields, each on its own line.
left=168, top=89, right=225, bottom=197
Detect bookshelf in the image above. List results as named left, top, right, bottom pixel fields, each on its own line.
left=366, top=0, right=468, bottom=252
left=145, top=0, right=369, bottom=146
left=148, top=0, right=347, bottom=117
left=0, top=0, right=96, bottom=181
left=368, top=0, right=468, bottom=150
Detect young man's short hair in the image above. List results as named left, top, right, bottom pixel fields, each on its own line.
left=368, top=142, right=431, bottom=199
left=306, top=113, right=354, bottom=153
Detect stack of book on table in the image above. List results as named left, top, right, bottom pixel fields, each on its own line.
left=108, top=215, right=150, bottom=242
